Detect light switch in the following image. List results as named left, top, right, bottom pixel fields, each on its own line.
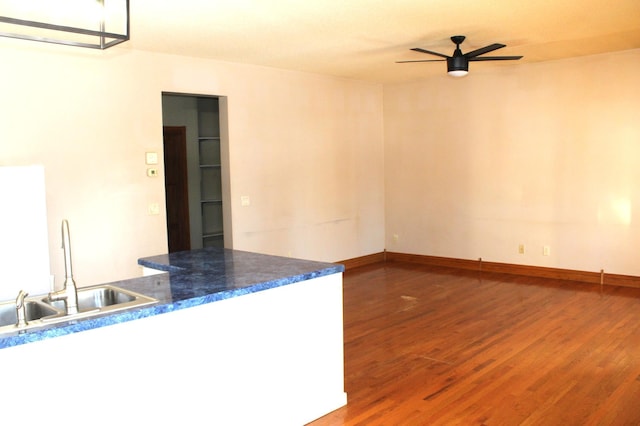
left=147, top=168, right=158, bottom=177
left=148, top=203, right=160, bottom=215
left=145, top=152, right=158, bottom=165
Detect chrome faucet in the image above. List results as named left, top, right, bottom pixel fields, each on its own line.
left=15, top=290, right=28, bottom=327
left=48, top=220, right=79, bottom=315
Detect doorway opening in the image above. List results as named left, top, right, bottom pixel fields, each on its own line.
left=161, top=93, right=231, bottom=252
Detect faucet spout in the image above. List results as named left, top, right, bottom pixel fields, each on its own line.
left=62, top=220, right=75, bottom=286
left=48, top=220, right=79, bottom=315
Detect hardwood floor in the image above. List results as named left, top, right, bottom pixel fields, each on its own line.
left=308, top=261, right=640, bottom=425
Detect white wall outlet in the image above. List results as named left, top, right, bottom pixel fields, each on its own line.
left=393, top=234, right=399, bottom=242
left=543, top=245, right=551, bottom=256
left=518, top=244, right=525, bottom=254
left=241, top=196, right=250, bottom=207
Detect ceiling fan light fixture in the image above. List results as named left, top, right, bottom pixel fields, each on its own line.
left=447, top=56, right=468, bottom=77
left=448, top=70, right=468, bottom=78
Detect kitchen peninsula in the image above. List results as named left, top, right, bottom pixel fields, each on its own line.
left=0, top=248, right=347, bottom=425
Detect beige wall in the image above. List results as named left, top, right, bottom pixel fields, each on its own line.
left=0, top=40, right=385, bottom=287
left=384, top=49, right=640, bottom=276
left=2, top=36, right=638, bottom=288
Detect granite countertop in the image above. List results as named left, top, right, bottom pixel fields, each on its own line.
left=0, top=247, right=344, bottom=349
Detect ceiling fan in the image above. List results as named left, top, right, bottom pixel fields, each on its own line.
left=397, top=35, right=523, bottom=77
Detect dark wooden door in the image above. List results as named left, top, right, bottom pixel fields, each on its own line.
left=163, top=126, right=191, bottom=252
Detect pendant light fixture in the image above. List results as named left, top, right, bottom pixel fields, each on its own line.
left=0, top=0, right=129, bottom=50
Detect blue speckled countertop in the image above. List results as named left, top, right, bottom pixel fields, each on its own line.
left=0, top=247, right=344, bottom=349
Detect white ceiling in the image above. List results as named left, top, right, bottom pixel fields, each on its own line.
left=130, top=0, right=640, bottom=83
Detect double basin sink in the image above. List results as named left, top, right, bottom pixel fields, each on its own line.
left=0, top=285, right=157, bottom=336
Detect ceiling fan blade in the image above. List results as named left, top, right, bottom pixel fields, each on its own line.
left=410, top=47, right=450, bottom=59
left=469, top=56, right=523, bottom=61
left=396, top=59, right=446, bottom=63
left=464, top=43, right=505, bottom=58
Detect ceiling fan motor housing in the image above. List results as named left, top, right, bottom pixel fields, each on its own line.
left=447, top=55, right=468, bottom=73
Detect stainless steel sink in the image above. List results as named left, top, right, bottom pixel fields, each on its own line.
left=43, top=285, right=154, bottom=313
left=41, top=285, right=157, bottom=320
left=0, top=300, right=60, bottom=328
left=0, top=285, right=157, bottom=336
left=80, top=286, right=137, bottom=307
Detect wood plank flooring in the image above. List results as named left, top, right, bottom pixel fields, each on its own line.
left=308, top=261, right=640, bottom=425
